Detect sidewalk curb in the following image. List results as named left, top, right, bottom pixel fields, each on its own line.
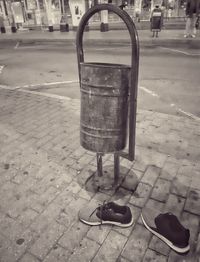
left=0, top=37, right=200, bottom=48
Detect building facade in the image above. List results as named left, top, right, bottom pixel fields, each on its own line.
left=0, top=0, right=187, bottom=29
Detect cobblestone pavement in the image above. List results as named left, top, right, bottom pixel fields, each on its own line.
left=0, top=86, right=200, bottom=262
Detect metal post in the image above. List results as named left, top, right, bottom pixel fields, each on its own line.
left=97, top=153, right=103, bottom=177
left=114, top=153, right=120, bottom=184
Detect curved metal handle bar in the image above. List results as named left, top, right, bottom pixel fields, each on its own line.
left=76, top=4, right=139, bottom=161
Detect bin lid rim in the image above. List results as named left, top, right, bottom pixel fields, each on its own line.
left=80, top=62, right=130, bottom=69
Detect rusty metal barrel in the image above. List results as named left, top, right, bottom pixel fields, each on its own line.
left=80, top=62, right=130, bottom=153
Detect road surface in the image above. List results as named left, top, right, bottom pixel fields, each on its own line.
left=0, top=41, right=199, bottom=120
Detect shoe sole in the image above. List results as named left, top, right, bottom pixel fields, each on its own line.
left=141, top=214, right=190, bottom=254
left=79, top=216, right=134, bottom=228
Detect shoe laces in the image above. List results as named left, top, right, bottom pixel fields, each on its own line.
left=89, top=201, right=110, bottom=228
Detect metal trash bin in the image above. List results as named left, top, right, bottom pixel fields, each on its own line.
left=80, top=62, right=130, bottom=153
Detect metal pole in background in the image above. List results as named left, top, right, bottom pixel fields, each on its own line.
left=114, top=153, right=120, bottom=185
left=97, top=153, right=103, bottom=177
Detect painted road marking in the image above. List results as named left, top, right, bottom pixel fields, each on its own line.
left=0, top=65, right=5, bottom=74
left=14, top=80, right=79, bottom=89
left=177, top=108, right=200, bottom=121
left=139, top=85, right=200, bottom=121
left=14, top=42, right=20, bottom=49
left=139, top=86, right=160, bottom=97
left=89, top=46, right=200, bottom=56
left=159, top=47, right=200, bottom=56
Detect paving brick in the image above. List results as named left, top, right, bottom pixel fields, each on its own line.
left=181, top=212, right=199, bottom=245
left=77, top=153, right=95, bottom=166
left=117, top=257, right=131, bottom=262
left=30, top=172, right=62, bottom=195
left=111, top=188, right=132, bottom=206
left=184, top=189, right=200, bottom=216
left=149, top=235, right=171, bottom=256
left=0, top=233, right=12, bottom=260
left=29, top=222, right=65, bottom=260
left=185, top=145, right=200, bottom=163
left=61, top=156, right=78, bottom=169
left=151, top=178, right=171, bottom=202
left=58, top=221, right=89, bottom=252
left=11, top=169, right=36, bottom=185
left=93, top=230, right=127, bottom=262
left=171, top=175, right=191, bottom=197
left=66, top=180, right=82, bottom=194
left=71, top=147, right=88, bottom=159
left=31, top=186, right=61, bottom=211
left=29, top=202, right=64, bottom=235
left=190, top=170, right=200, bottom=190
left=168, top=249, right=199, bottom=262
left=143, top=249, right=167, bottom=262
left=19, top=253, right=40, bottom=262
left=129, top=182, right=152, bottom=208
left=177, top=164, right=194, bottom=178
left=17, top=208, right=38, bottom=230
left=68, top=237, right=100, bottom=262
left=77, top=188, right=95, bottom=201
left=121, top=158, right=134, bottom=170
left=53, top=188, right=76, bottom=208
left=164, top=194, right=185, bottom=218
left=77, top=164, right=97, bottom=187
left=132, top=168, right=144, bottom=181
left=132, top=158, right=147, bottom=172
left=121, top=169, right=140, bottom=192
left=146, top=198, right=165, bottom=211
left=141, top=165, right=161, bottom=187
left=160, top=160, right=179, bottom=181
left=55, top=196, right=87, bottom=229
left=0, top=214, right=24, bottom=241
left=37, top=135, right=54, bottom=149
left=0, top=228, right=38, bottom=262
left=135, top=147, right=167, bottom=170
left=42, top=245, right=70, bottom=262
left=122, top=224, right=151, bottom=262
left=87, top=222, right=111, bottom=245
left=137, top=199, right=165, bottom=225
left=196, top=233, right=200, bottom=254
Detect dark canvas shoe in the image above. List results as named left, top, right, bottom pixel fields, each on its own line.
left=141, top=207, right=190, bottom=254
left=79, top=202, right=134, bottom=227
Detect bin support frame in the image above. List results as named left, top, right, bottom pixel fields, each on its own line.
left=76, top=4, right=139, bottom=190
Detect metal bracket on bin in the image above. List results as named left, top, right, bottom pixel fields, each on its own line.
left=76, top=4, right=139, bottom=191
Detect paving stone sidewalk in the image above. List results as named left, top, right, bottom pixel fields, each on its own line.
left=0, top=86, right=200, bottom=262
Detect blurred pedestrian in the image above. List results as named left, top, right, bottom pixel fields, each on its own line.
left=150, top=5, right=163, bottom=37
left=184, top=0, right=200, bottom=38
left=0, top=11, right=6, bottom=33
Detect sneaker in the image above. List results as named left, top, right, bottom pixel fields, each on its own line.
left=184, top=34, right=189, bottom=38
left=79, top=201, right=134, bottom=227
left=190, top=34, right=196, bottom=38
left=141, top=207, right=190, bottom=254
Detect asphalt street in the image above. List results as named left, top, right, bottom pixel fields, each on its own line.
left=0, top=41, right=200, bottom=119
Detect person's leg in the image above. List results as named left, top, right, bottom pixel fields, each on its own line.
left=191, top=15, right=197, bottom=37
left=184, top=17, right=191, bottom=37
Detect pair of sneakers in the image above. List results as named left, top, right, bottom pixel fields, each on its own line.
left=79, top=202, right=190, bottom=254
left=184, top=34, right=196, bottom=38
